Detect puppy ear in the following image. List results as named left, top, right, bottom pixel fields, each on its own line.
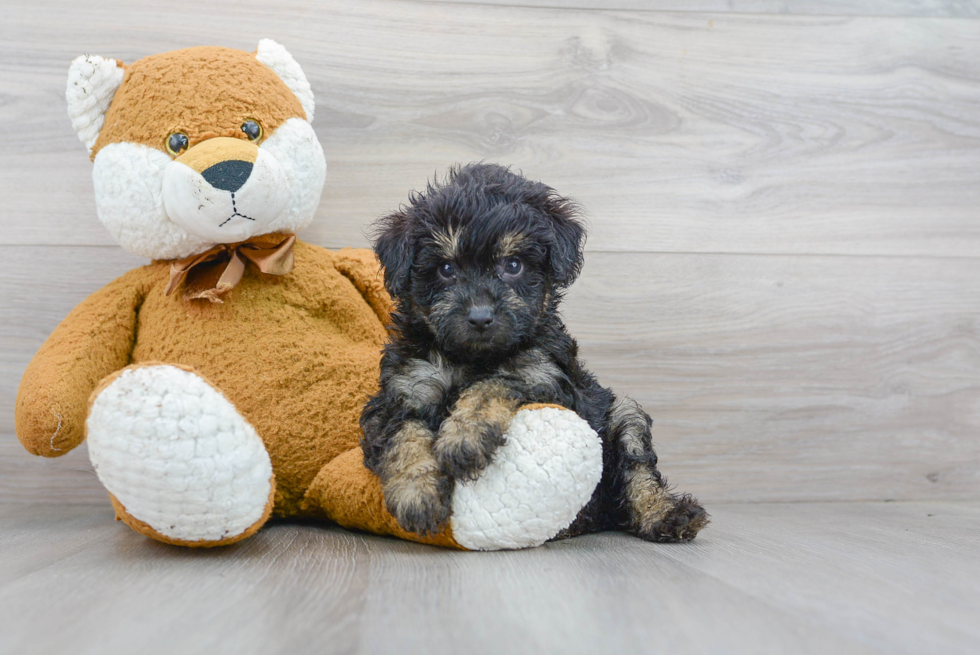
left=543, top=194, right=586, bottom=288
left=372, top=209, right=414, bottom=299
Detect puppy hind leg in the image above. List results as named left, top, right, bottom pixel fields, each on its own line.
left=609, top=396, right=709, bottom=543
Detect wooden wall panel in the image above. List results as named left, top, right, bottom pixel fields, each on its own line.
left=421, top=1, right=980, bottom=18
left=3, top=245, right=976, bottom=503
left=1, top=0, right=977, bottom=505
left=2, top=1, right=979, bottom=257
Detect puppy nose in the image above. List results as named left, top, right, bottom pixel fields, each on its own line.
left=202, top=160, right=253, bottom=193
left=467, top=306, right=495, bottom=330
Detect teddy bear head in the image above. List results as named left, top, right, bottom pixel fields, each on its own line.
left=66, top=40, right=326, bottom=260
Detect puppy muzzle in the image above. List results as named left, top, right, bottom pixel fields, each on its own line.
left=162, top=137, right=290, bottom=243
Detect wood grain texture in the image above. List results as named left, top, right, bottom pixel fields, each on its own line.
left=0, top=501, right=977, bottom=655
left=3, top=245, right=977, bottom=504
left=421, top=0, right=980, bottom=18
left=2, top=1, right=980, bottom=256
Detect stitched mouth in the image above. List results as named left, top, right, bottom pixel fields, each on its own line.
left=218, top=191, right=256, bottom=227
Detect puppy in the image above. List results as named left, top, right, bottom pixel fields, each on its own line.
left=361, top=163, right=708, bottom=542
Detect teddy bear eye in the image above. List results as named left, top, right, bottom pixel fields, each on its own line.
left=241, top=120, right=262, bottom=142
left=165, top=132, right=189, bottom=157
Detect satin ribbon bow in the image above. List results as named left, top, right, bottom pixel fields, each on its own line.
left=165, top=233, right=296, bottom=303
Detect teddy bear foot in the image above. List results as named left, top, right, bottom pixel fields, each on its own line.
left=449, top=404, right=603, bottom=551
left=86, top=364, right=275, bottom=547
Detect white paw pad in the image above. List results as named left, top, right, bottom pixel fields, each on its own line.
left=450, top=406, right=603, bottom=550
left=87, top=365, right=273, bottom=542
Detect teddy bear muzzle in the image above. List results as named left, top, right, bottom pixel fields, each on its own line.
left=162, top=136, right=290, bottom=243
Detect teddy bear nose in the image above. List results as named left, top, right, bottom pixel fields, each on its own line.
left=202, top=159, right=253, bottom=193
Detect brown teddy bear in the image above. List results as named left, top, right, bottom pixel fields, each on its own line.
left=15, top=41, right=603, bottom=550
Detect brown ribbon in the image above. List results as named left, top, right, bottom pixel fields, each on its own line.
left=165, top=233, right=296, bottom=303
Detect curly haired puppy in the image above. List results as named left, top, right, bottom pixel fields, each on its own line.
left=361, top=163, right=708, bottom=542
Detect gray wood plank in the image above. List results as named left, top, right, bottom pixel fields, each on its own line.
left=0, top=503, right=862, bottom=655
left=0, top=503, right=116, bottom=585
left=3, top=245, right=978, bottom=504
left=2, top=1, right=980, bottom=256
left=420, top=1, right=980, bottom=18
left=0, top=501, right=976, bottom=654
left=648, top=501, right=980, bottom=654
left=562, top=251, right=980, bottom=503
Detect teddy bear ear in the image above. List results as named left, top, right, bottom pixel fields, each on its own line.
left=66, top=55, right=125, bottom=154
left=255, top=39, right=315, bottom=122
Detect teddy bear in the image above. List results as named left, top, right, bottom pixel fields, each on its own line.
left=14, top=40, right=603, bottom=550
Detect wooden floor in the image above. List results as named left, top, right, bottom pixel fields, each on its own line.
left=1, top=500, right=977, bottom=655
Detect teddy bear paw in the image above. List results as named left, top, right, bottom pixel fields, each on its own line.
left=86, top=364, right=274, bottom=545
left=449, top=406, right=602, bottom=550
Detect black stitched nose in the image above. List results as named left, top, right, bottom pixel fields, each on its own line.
left=202, top=159, right=253, bottom=193
left=467, top=306, right=495, bottom=331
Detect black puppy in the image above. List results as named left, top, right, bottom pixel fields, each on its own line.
left=361, top=163, right=708, bottom=542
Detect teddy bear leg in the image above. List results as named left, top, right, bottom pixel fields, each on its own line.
left=303, top=447, right=464, bottom=549
left=86, top=363, right=275, bottom=547
left=448, top=404, right=603, bottom=550
left=303, top=405, right=601, bottom=551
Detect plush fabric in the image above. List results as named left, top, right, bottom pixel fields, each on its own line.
left=90, top=46, right=306, bottom=159
left=16, top=41, right=604, bottom=551
left=17, top=242, right=390, bottom=515
left=89, top=363, right=276, bottom=544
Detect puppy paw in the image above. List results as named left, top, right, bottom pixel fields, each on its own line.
left=434, top=415, right=506, bottom=481
left=640, top=494, right=710, bottom=543
left=383, top=472, right=453, bottom=536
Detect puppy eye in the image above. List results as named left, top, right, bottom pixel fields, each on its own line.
left=165, top=132, right=189, bottom=157
left=241, top=120, right=262, bottom=142
left=438, top=262, right=457, bottom=280
left=501, top=257, right=523, bottom=278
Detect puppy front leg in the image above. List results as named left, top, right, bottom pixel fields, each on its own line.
left=377, top=419, right=452, bottom=536
left=608, top=396, right=709, bottom=542
left=434, top=379, right=520, bottom=481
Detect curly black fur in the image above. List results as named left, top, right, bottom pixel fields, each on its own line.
left=361, top=162, right=708, bottom=541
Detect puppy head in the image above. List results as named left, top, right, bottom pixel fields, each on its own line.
left=67, top=40, right=325, bottom=260
left=373, top=163, right=586, bottom=359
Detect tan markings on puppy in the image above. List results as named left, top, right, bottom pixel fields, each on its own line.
left=435, top=379, right=519, bottom=479
left=380, top=420, right=449, bottom=532
left=431, top=225, right=460, bottom=260
left=92, top=46, right=305, bottom=158
left=609, top=396, right=650, bottom=459
left=499, top=290, right=528, bottom=314
left=500, top=348, right=564, bottom=396
left=389, top=353, right=454, bottom=411
left=424, top=294, right=461, bottom=335
left=625, top=466, right=673, bottom=534
left=496, top=231, right=529, bottom=259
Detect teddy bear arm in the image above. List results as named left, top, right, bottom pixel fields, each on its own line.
left=15, top=269, right=151, bottom=457
left=330, top=247, right=393, bottom=327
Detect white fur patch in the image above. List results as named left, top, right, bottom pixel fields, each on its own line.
left=255, top=39, right=315, bottom=122
left=66, top=55, right=125, bottom=153
left=87, top=365, right=273, bottom=543
left=450, top=406, right=602, bottom=550
left=91, top=118, right=324, bottom=260
left=163, top=147, right=290, bottom=243
left=92, top=142, right=211, bottom=260
left=259, top=118, right=326, bottom=236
